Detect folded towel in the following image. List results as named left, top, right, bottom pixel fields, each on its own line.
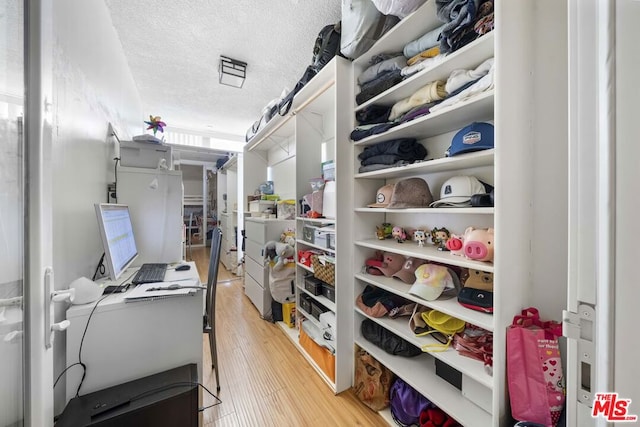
left=407, top=46, right=441, bottom=66
left=436, top=0, right=480, bottom=53
left=389, top=80, right=447, bottom=121
left=403, top=24, right=446, bottom=58
left=358, top=55, right=407, bottom=86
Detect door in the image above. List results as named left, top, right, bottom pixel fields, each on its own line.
left=1, top=0, right=54, bottom=425
left=0, top=2, right=27, bottom=425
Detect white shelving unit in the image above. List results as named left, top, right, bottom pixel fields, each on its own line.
left=243, top=57, right=353, bottom=394
left=349, top=1, right=568, bottom=426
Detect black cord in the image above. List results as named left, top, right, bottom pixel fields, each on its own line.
left=92, top=253, right=106, bottom=281
left=75, top=269, right=137, bottom=397
left=113, top=157, right=120, bottom=203
left=53, top=362, right=82, bottom=389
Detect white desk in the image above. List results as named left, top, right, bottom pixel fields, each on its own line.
left=65, top=262, right=203, bottom=403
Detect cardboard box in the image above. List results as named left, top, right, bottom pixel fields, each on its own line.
left=120, top=140, right=172, bottom=169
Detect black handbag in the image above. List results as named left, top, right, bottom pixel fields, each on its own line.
left=361, top=318, right=421, bottom=357
left=278, top=66, right=317, bottom=116
left=457, top=287, right=494, bottom=313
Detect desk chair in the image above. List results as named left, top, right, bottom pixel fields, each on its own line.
left=204, top=227, right=222, bottom=392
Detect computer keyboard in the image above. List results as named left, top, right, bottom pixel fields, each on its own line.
left=132, top=263, right=168, bottom=285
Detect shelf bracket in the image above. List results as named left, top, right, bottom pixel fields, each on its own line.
left=265, top=134, right=291, bottom=156
left=298, top=111, right=325, bottom=140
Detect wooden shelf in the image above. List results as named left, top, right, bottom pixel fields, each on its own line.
left=355, top=149, right=495, bottom=180
left=354, top=238, right=494, bottom=273
left=353, top=91, right=494, bottom=147
left=355, top=273, right=494, bottom=331
left=355, top=309, right=492, bottom=388
left=356, top=32, right=495, bottom=111
left=355, top=338, right=492, bottom=427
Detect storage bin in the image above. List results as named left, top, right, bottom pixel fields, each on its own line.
left=435, top=359, right=462, bottom=390
left=299, top=325, right=335, bottom=382
left=328, top=233, right=335, bottom=250
left=310, top=300, right=328, bottom=321
left=311, top=255, right=335, bottom=286
left=304, top=276, right=323, bottom=296
left=302, top=225, right=316, bottom=243
left=321, top=283, right=335, bottom=302
left=462, top=374, right=493, bottom=414
left=276, top=199, right=296, bottom=220
left=314, top=230, right=329, bottom=248
left=249, top=200, right=275, bottom=213
left=299, top=294, right=312, bottom=314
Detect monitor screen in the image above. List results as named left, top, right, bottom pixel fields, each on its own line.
left=94, top=203, right=139, bottom=281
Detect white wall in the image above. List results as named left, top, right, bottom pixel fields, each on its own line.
left=615, top=0, right=640, bottom=410
left=52, top=0, right=142, bottom=414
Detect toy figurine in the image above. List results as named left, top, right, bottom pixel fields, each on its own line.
left=430, top=227, right=451, bottom=251
left=413, top=230, right=427, bottom=247
left=392, top=226, right=407, bottom=243
left=375, top=223, right=394, bottom=240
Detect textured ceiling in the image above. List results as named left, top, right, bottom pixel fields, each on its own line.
left=104, top=0, right=342, bottom=139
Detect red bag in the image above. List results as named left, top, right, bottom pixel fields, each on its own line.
left=507, top=307, right=565, bottom=427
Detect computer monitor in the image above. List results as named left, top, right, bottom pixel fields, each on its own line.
left=94, top=203, right=139, bottom=281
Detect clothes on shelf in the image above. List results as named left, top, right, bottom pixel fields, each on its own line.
left=356, top=138, right=427, bottom=173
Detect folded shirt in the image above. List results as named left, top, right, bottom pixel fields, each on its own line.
left=437, top=0, right=481, bottom=53
left=356, top=70, right=404, bottom=105
left=389, top=80, right=447, bottom=121
left=403, top=23, right=447, bottom=58
left=406, top=46, right=441, bottom=66
left=356, top=104, right=392, bottom=125
left=350, top=122, right=399, bottom=141
left=358, top=138, right=426, bottom=161
left=446, top=57, right=494, bottom=94
left=430, top=61, right=494, bottom=113
left=358, top=55, right=407, bottom=86
left=397, top=102, right=437, bottom=124
left=358, top=160, right=411, bottom=174
left=401, top=54, right=446, bottom=77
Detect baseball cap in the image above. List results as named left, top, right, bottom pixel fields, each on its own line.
left=409, top=264, right=462, bottom=301
left=387, top=178, right=433, bottom=209
left=446, top=122, right=494, bottom=157
left=369, top=252, right=405, bottom=277
left=429, top=176, right=489, bottom=207
left=392, top=257, right=428, bottom=284
left=368, top=184, right=395, bottom=208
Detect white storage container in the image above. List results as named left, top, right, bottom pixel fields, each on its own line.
left=119, top=140, right=172, bottom=169
left=249, top=200, right=276, bottom=213
left=323, top=181, right=337, bottom=219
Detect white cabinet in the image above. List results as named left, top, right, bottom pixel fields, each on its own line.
left=243, top=218, right=295, bottom=319
left=349, top=1, right=568, bottom=426
left=117, top=167, right=183, bottom=266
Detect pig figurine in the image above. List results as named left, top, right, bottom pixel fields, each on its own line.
left=462, top=227, right=494, bottom=262
left=445, top=234, right=465, bottom=256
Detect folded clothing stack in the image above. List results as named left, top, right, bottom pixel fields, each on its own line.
left=357, top=138, right=427, bottom=173
left=436, top=0, right=495, bottom=54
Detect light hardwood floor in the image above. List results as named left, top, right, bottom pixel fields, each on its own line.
left=190, top=246, right=386, bottom=426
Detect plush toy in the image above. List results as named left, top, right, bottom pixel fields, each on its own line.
left=264, top=240, right=296, bottom=271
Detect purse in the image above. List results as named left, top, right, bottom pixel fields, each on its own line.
left=361, top=319, right=422, bottom=357
left=419, top=310, right=466, bottom=352
left=457, top=287, right=493, bottom=313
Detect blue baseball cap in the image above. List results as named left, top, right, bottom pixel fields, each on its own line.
left=446, top=122, right=494, bottom=157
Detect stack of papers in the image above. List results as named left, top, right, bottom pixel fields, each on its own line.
left=124, top=280, right=201, bottom=302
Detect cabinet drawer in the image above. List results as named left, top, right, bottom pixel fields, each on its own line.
left=244, top=273, right=272, bottom=319
left=245, top=255, right=268, bottom=286
left=245, top=239, right=264, bottom=262
left=244, top=220, right=266, bottom=244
